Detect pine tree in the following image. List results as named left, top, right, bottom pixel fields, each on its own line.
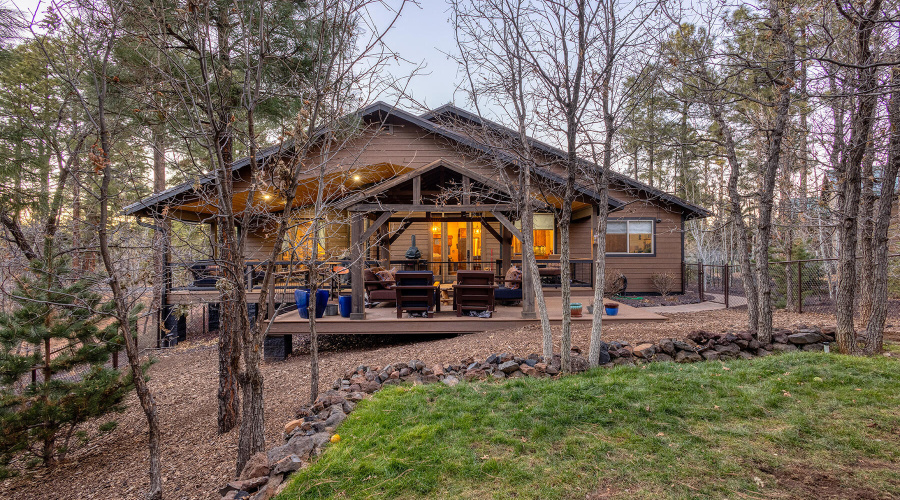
left=0, top=257, right=130, bottom=475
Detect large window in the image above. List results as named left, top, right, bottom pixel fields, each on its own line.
left=513, top=213, right=555, bottom=258
left=606, top=220, right=653, bottom=254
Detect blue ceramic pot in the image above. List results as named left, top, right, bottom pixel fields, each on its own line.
left=338, top=295, right=352, bottom=318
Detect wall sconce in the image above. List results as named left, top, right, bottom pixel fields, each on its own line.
left=432, top=225, right=439, bottom=233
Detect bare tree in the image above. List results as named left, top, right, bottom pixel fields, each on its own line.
left=451, top=0, right=555, bottom=359
left=832, top=0, right=885, bottom=354
left=40, top=0, right=164, bottom=497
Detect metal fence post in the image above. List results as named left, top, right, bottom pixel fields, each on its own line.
left=724, top=264, right=730, bottom=308
left=698, top=261, right=704, bottom=300
left=797, top=260, right=803, bottom=314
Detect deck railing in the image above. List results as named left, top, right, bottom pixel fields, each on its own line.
left=168, top=257, right=595, bottom=292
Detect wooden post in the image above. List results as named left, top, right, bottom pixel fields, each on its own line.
left=521, top=257, right=536, bottom=319
left=349, top=213, right=366, bottom=320
left=500, top=226, right=511, bottom=276
left=797, top=261, right=803, bottom=314
left=412, top=175, right=421, bottom=205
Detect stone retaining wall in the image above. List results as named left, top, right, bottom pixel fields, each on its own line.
left=219, top=325, right=837, bottom=499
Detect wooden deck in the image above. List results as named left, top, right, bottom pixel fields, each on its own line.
left=166, top=290, right=297, bottom=305
left=267, top=296, right=666, bottom=335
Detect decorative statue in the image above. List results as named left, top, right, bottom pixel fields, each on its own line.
left=405, top=235, right=422, bottom=259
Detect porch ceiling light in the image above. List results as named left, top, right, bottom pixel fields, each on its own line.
left=262, top=193, right=272, bottom=200
left=352, top=174, right=361, bottom=182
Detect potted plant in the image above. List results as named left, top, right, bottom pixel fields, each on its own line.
left=604, top=302, right=619, bottom=316
left=570, top=302, right=583, bottom=318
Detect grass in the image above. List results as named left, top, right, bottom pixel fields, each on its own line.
left=276, top=352, right=900, bottom=499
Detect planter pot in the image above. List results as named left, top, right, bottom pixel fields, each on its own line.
left=338, top=295, right=352, bottom=318
left=570, top=303, right=583, bottom=318
left=604, top=303, right=619, bottom=316
left=294, top=289, right=330, bottom=318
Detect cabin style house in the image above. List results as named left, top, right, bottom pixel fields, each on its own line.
left=125, top=102, right=710, bottom=349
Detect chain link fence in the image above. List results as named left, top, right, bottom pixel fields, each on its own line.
left=684, top=256, right=900, bottom=318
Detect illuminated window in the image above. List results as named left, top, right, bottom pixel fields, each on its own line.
left=513, top=213, right=555, bottom=259
left=606, top=220, right=653, bottom=254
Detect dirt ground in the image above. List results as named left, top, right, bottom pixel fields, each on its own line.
left=0, top=309, right=873, bottom=500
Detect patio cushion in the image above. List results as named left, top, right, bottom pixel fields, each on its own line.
left=495, top=287, right=522, bottom=301
left=505, top=266, right=522, bottom=289
left=376, top=270, right=393, bottom=282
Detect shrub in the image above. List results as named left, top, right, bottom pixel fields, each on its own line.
left=651, top=273, right=678, bottom=298
left=603, top=268, right=626, bottom=297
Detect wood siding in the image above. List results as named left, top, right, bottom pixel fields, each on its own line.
left=244, top=119, right=686, bottom=292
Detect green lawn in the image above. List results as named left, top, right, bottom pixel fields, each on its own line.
left=277, top=352, right=900, bottom=499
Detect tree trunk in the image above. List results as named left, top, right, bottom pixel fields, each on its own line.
left=861, top=66, right=900, bottom=354
left=753, top=1, right=795, bottom=345
left=151, top=123, right=168, bottom=350
left=588, top=117, right=613, bottom=367
left=857, top=147, right=876, bottom=319
left=709, top=102, right=759, bottom=333
left=835, top=0, right=883, bottom=354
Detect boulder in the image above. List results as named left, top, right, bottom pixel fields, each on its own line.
left=675, top=350, right=702, bottom=363
left=653, top=353, right=674, bottom=363
left=222, top=490, right=249, bottom=500
left=633, top=343, right=656, bottom=359
left=360, top=381, right=381, bottom=393
left=521, top=365, right=537, bottom=376
left=755, top=348, right=772, bottom=357
left=442, top=375, right=460, bottom=387
left=544, top=365, right=560, bottom=375
left=701, top=350, right=720, bottom=361
left=498, top=360, right=520, bottom=374
left=534, top=362, right=548, bottom=373
left=508, top=370, right=526, bottom=378
left=239, top=452, right=270, bottom=480
left=492, top=371, right=507, bottom=379
left=801, top=343, right=825, bottom=352
left=596, top=341, right=611, bottom=365
left=658, top=338, right=676, bottom=356
left=771, top=343, right=798, bottom=352
left=787, top=332, right=824, bottom=345
left=323, top=406, right=346, bottom=429
left=432, top=365, right=445, bottom=377
left=736, top=351, right=754, bottom=360
left=570, top=355, right=590, bottom=373
left=271, top=455, right=303, bottom=476
left=713, top=343, right=740, bottom=354
left=283, top=419, right=304, bottom=436
left=672, top=340, right=694, bottom=352
left=485, top=354, right=499, bottom=364
left=267, top=434, right=315, bottom=463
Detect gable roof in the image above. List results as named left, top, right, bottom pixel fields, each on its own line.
left=125, top=101, right=710, bottom=220
left=420, top=103, right=712, bottom=220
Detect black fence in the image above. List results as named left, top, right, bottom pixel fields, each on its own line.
left=684, top=256, right=900, bottom=318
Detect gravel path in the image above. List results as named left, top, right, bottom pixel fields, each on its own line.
left=1, top=309, right=844, bottom=499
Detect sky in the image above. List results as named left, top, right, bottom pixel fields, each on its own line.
left=12, top=0, right=464, bottom=112
left=368, top=1, right=462, bottom=111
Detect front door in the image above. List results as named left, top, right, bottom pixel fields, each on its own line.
left=431, top=221, right=482, bottom=282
